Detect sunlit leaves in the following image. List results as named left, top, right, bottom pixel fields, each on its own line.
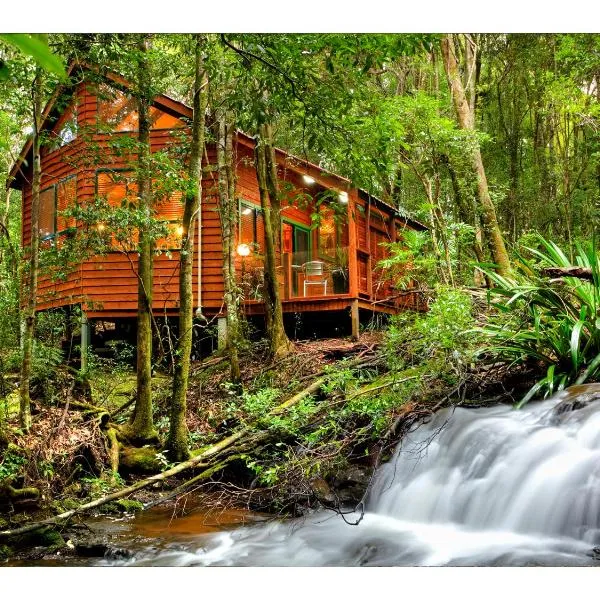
left=0, top=34, right=66, bottom=79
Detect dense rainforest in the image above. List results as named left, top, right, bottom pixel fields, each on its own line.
left=1, top=33, right=600, bottom=565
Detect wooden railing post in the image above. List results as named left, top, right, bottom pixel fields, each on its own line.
left=283, top=252, right=292, bottom=300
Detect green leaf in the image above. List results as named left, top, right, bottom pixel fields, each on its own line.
left=570, top=319, right=585, bottom=371
left=0, top=33, right=66, bottom=78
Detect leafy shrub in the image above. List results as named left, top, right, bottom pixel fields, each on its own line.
left=0, top=448, right=26, bottom=482
left=386, top=285, right=475, bottom=371
left=480, top=235, right=600, bottom=407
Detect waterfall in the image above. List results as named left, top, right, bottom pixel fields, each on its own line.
left=104, top=384, right=600, bottom=566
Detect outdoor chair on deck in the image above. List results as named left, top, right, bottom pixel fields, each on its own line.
left=302, top=261, right=328, bottom=296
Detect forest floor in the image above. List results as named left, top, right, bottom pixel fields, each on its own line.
left=0, top=329, right=538, bottom=562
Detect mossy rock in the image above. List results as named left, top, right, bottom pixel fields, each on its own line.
left=103, top=499, right=144, bottom=514
left=0, top=544, right=13, bottom=560
left=50, top=498, right=79, bottom=514
left=119, top=446, right=162, bottom=475
left=15, top=527, right=65, bottom=551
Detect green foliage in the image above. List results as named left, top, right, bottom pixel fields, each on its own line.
left=0, top=34, right=66, bottom=79
left=241, top=387, right=281, bottom=420
left=0, top=448, right=26, bottom=482
left=386, top=286, right=475, bottom=371
left=379, top=229, right=436, bottom=290
left=480, top=235, right=600, bottom=407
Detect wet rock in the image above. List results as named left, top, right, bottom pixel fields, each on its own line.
left=552, top=384, right=600, bottom=421
left=310, top=477, right=336, bottom=504
left=331, top=465, right=372, bottom=505
left=75, top=542, right=110, bottom=557
left=105, top=546, right=132, bottom=560
left=587, top=546, right=600, bottom=560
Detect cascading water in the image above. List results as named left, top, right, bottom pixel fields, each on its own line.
left=102, top=384, right=600, bottom=566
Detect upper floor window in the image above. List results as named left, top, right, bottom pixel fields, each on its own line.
left=56, top=112, right=77, bottom=146
left=48, top=102, right=77, bottom=151
left=97, top=84, right=186, bottom=132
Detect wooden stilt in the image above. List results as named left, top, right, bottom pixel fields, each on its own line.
left=80, top=311, right=90, bottom=372
left=350, top=299, right=360, bottom=341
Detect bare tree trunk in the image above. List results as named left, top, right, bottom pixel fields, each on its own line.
left=19, top=66, right=43, bottom=432
left=216, top=116, right=241, bottom=382
left=167, top=35, right=208, bottom=461
left=254, top=127, right=292, bottom=358
left=441, top=34, right=512, bottom=277
left=127, top=35, right=158, bottom=444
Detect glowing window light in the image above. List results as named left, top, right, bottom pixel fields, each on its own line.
left=339, top=191, right=349, bottom=203
left=303, top=175, right=315, bottom=185
left=242, top=207, right=253, bottom=215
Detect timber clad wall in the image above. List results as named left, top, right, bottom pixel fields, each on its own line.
left=18, top=74, right=425, bottom=319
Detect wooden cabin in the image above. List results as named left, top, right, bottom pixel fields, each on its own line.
left=9, top=66, right=426, bottom=350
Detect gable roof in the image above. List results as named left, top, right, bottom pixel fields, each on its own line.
left=8, top=62, right=192, bottom=190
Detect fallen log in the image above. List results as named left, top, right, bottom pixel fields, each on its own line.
left=542, top=267, right=594, bottom=280
left=143, top=453, right=244, bottom=510
left=0, top=372, right=330, bottom=540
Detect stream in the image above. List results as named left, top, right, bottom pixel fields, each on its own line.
left=8, top=384, right=600, bottom=566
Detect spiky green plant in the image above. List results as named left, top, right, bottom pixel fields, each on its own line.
left=480, top=235, right=600, bottom=408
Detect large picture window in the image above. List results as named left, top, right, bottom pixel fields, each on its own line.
left=97, top=84, right=186, bottom=132
left=96, top=170, right=138, bottom=206
left=95, top=170, right=183, bottom=251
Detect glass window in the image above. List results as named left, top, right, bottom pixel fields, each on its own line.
left=96, top=171, right=138, bottom=207
left=97, top=85, right=138, bottom=132
left=318, top=205, right=337, bottom=260
left=39, top=187, right=56, bottom=238
left=97, top=84, right=185, bottom=131
left=57, top=176, right=77, bottom=231
left=239, top=202, right=264, bottom=253
left=55, top=103, right=77, bottom=147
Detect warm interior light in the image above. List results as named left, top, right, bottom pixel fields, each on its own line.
left=237, top=243, right=251, bottom=257
left=176, top=225, right=184, bottom=236
left=242, top=207, right=253, bottom=215
left=97, top=223, right=106, bottom=232
left=339, top=191, right=349, bottom=203
left=303, top=175, right=315, bottom=185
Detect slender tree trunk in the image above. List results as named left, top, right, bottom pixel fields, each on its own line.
left=216, top=116, right=241, bottom=382
left=19, top=67, right=43, bottom=432
left=431, top=174, right=454, bottom=287
left=257, top=123, right=292, bottom=358
left=443, top=155, right=487, bottom=286
left=441, top=34, right=512, bottom=277
left=127, top=35, right=157, bottom=443
left=0, top=187, right=17, bottom=281
left=261, top=124, right=292, bottom=357
left=167, top=35, right=208, bottom=461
